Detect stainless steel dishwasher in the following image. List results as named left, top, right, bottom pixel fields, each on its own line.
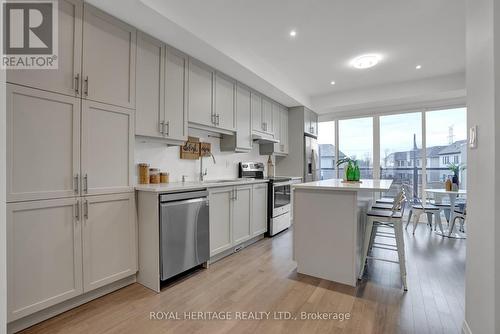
left=159, top=190, right=209, bottom=281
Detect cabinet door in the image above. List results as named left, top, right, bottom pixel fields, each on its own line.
left=7, top=0, right=83, bottom=97
left=251, top=92, right=262, bottom=132
left=135, top=32, right=164, bottom=138
left=304, top=108, right=312, bottom=135
left=165, top=46, right=188, bottom=141
left=280, top=106, right=289, bottom=154
left=310, top=111, right=318, bottom=136
left=82, top=193, right=137, bottom=292
left=82, top=4, right=136, bottom=108
left=7, top=198, right=83, bottom=321
left=252, top=184, right=268, bottom=236
left=262, top=97, right=273, bottom=134
left=188, top=59, right=214, bottom=127
left=6, top=84, right=81, bottom=202
left=81, top=100, right=133, bottom=195
left=214, top=73, right=235, bottom=131
left=233, top=185, right=252, bottom=244
left=235, top=84, right=253, bottom=150
left=272, top=102, right=281, bottom=139
left=209, top=187, right=233, bottom=256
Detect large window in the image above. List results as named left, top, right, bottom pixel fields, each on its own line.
left=380, top=112, right=422, bottom=197
left=338, top=117, right=373, bottom=178
left=318, top=121, right=336, bottom=180
left=425, top=108, right=467, bottom=190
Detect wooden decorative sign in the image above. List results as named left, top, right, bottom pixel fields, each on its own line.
left=200, top=142, right=211, bottom=157
left=180, top=137, right=200, bottom=160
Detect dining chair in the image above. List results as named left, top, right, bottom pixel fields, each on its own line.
left=404, top=185, right=443, bottom=235
left=452, top=203, right=467, bottom=233
left=361, top=189, right=408, bottom=291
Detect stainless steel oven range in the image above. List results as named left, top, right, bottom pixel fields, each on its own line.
left=239, top=162, right=292, bottom=236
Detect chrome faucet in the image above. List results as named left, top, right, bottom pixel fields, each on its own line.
left=200, top=152, right=216, bottom=181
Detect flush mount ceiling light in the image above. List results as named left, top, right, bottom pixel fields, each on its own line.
left=289, top=30, right=297, bottom=37
left=416, top=65, right=422, bottom=69
left=350, top=54, right=382, bottom=69
left=330, top=81, right=336, bottom=85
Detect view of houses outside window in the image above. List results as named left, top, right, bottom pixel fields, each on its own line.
left=317, top=108, right=467, bottom=194
left=380, top=112, right=423, bottom=197
left=338, top=117, right=373, bottom=178
left=318, top=121, right=337, bottom=180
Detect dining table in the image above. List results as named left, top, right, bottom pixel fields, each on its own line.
left=425, top=188, right=467, bottom=239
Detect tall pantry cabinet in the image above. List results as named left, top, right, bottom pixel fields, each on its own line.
left=5, top=1, right=137, bottom=324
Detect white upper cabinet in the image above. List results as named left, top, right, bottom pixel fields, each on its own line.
left=235, top=84, right=253, bottom=150
left=280, top=106, right=289, bottom=154
left=6, top=0, right=83, bottom=97
left=82, top=193, right=137, bottom=292
left=304, top=108, right=318, bottom=137
left=7, top=198, right=83, bottom=321
left=272, top=102, right=281, bottom=140
left=251, top=92, right=263, bottom=132
left=310, top=111, right=318, bottom=137
left=214, top=72, right=235, bottom=131
left=164, top=46, right=188, bottom=142
left=252, top=183, right=268, bottom=236
left=81, top=100, right=133, bottom=195
left=188, top=59, right=214, bottom=127
left=82, top=4, right=136, bottom=109
left=135, top=32, right=164, bottom=139
left=6, top=84, right=81, bottom=202
left=262, top=97, right=273, bottom=134
left=233, top=185, right=252, bottom=244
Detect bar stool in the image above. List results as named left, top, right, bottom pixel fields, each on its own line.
left=452, top=204, right=467, bottom=233
left=360, top=190, right=408, bottom=291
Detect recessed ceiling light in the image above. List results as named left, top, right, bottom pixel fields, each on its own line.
left=289, top=30, right=297, bottom=37
left=416, top=65, right=422, bottom=69
left=350, top=54, right=382, bottom=69
left=330, top=81, right=336, bottom=85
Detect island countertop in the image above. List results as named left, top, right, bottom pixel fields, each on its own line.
left=293, top=179, right=392, bottom=192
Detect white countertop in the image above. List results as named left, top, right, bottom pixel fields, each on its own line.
left=292, top=179, right=393, bottom=192
left=135, top=178, right=268, bottom=193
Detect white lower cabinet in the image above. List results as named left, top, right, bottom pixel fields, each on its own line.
left=7, top=198, right=83, bottom=322
left=233, top=185, right=252, bottom=244
left=252, top=183, right=268, bottom=236
left=209, top=184, right=267, bottom=257
left=82, top=193, right=137, bottom=292
left=7, top=193, right=137, bottom=322
left=209, top=187, right=233, bottom=256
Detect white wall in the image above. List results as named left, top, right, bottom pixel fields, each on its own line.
left=134, top=129, right=269, bottom=183
left=0, top=66, right=7, bottom=333
left=464, top=0, right=499, bottom=332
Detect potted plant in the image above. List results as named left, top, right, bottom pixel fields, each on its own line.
left=337, top=157, right=360, bottom=182
left=447, top=163, right=466, bottom=187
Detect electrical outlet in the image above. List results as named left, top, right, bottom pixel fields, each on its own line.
left=469, top=125, right=477, bottom=149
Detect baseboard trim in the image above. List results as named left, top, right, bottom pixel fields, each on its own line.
left=462, top=320, right=472, bottom=334
left=7, top=275, right=136, bottom=333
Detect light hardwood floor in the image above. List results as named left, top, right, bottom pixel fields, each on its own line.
left=21, top=222, right=465, bottom=334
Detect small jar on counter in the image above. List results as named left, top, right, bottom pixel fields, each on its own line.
left=138, top=163, right=150, bottom=184
left=160, top=172, right=169, bottom=184
left=149, top=168, right=160, bottom=184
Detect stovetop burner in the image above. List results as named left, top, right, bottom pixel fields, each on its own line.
left=266, top=177, right=292, bottom=183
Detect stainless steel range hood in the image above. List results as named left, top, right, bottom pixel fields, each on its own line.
left=252, top=132, right=279, bottom=144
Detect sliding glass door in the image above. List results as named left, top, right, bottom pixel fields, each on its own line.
left=380, top=112, right=422, bottom=197
left=338, top=117, right=373, bottom=179
left=318, top=121, right=336, bottom=180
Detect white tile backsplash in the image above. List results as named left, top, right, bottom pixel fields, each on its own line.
left=134, top=129, right=269, bottom=183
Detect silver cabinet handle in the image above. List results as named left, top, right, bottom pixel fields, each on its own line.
left=75, top=200, right=80, bottom=221
left=74, top=73, right=80, bottom=94
left=84, top=76, right=89, bottom=96
left=83, top=174, right=88, bottom=193
left=211, top=114, right=216, bottom=125
left=84, top=200, right=89, bottom=220
left=235, top=189, right=238, bottom=200
left=159, top=121, right=164, bottom=135
left=262, top=123, right=266, bottom=131
left=74, top=174, right=79, bottom=194
left=216, top=114, right=220, bottom=126
left=165, top=121, right=170, bottom=136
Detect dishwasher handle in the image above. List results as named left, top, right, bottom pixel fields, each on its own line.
left=160, top=190, right=208, bottom=203
left=160, top=197, right=208, bottom=207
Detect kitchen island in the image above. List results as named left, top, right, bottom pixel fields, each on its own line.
left=292, top=179, right=393, bottom=287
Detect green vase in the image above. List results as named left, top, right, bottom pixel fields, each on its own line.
left=346, top=162, right=354, bottom=181
left=353, top=163, right=360, bottom=181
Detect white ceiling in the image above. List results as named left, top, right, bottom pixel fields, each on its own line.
left=89, top=0, right=465, bottom=114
